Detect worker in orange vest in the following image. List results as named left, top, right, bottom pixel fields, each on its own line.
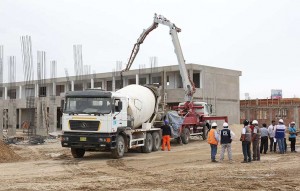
left=207, top=122, right=220, bottom=162
left=160, top=120, right=172, bottom=151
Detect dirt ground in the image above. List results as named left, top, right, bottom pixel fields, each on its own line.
left=1, top=125, right=300, bottom=191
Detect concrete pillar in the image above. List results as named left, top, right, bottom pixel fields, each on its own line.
left=294, top=107, right=299, bottom=127
left=163, top=70, right=167, bottom=89
left=122, top=77, right=126, bottom=87
left=146, top=75, right=150, bottom=84
left=71, top=81, right=74, bottom=91
left=35, top=84, right=39, bottom=97
left=91, top=78, right=94, bottom=89
left=36, top=100, right=47, bottom=136
left=49, top=99, right=57, bottom=133
left=18, top=109, right=22, bottom=130
left=112, top=76, right=116, bottom=91
left=0, top=104, right=3, bottom=139
left=7, top=102, right=17, bottom=136
left=135, top=74, right=139, bottom=85
left=19, top=86, right=22, bottom=99
left=52, top=82, right=56, bottom=96
left=4, top=87, right=7, bottom=100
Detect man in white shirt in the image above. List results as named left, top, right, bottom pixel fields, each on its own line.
left=268, top=120, right=276, bottom=152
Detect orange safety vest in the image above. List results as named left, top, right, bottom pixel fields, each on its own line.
left=207, top=129, right=218, bottom=145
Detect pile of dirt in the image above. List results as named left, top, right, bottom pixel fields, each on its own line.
left=0, top=141, right=21, bottom=163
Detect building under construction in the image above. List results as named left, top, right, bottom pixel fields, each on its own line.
left=0, top=63, right=241, bottom=138
left=240, top=98, right=300, bottom=126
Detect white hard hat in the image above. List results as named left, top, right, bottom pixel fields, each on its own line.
left=252, top=120, right=258, bottom=125
left=211, top=122, right=217, bottom=127
left=223, top=122, right=228, bottom=127
left=291, top=121, right=295, bottom=124
left=279, top=119, right=284, bottom=123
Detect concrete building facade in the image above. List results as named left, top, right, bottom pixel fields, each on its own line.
left=0, top=63, right=241, bottom=138
left=240, top=98, right=300, bottom=126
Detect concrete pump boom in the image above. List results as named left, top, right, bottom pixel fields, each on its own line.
left=121, top=13, right=195, bottom=102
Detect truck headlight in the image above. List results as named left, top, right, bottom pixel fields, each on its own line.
left=62, top=137, right=69, bottom=141
left=99, top=138, right=105, bottom=142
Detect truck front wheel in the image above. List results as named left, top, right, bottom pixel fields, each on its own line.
left=71, top=148, right=85, bottom=158
left=152, top=132, right=160, bottom=151
left=112, top=135, right=125, bottom=159
left=181, top=128, right=190, bottom=144
left=142, top=133, right=153, bottom=153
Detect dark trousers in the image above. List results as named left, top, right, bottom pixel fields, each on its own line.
left=290, top=137, right=296, bottom=151
left=252, top=140, right=260, bottom=160
left=242, top=141, right=251, bottom=162
left=260, top=136, right=268, bottom=154
left=284, top=138, right=287, bottom=152
left=269, top=137, right=275, bottom=152
left=210, top=144, right=218, bottom=161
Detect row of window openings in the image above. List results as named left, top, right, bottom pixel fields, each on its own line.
left=0, top=74, right=201, bottom=98
left=240, top=109, right=289, bottom=120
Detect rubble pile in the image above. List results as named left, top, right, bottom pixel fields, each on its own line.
left=0, top=141, right=21, bottom=163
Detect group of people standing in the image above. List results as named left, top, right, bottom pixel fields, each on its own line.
left=241, top=119, right=298, bottom=163
left=207, top=119, right=298, bottom=163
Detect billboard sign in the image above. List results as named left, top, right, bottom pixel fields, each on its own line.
left=271, top=89, right=282, bottom=99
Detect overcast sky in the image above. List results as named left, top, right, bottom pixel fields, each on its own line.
left=1, top=0, right=300, bottom=99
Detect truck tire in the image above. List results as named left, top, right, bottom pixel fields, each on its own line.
left=152, top=132, right=161, bottom=151
left=181, top=128, right=190, bottom=144
left=71, top=148, right=85, bottom=158
left=112, top=135, right=125, bottom=159
left=142, top=133, right=153, bottom=153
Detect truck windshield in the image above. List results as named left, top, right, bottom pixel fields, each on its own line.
left=64, top=97, right=111, bottom=114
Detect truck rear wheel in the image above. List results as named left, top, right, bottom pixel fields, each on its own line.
left=112, top=135, right=125, bottom=159
left=142, top=133, right=153, bottom=153
left=152, top=132, right=160, bottom=151
left=181, top=128, right=190, bottom=144
left=71, top=148, right=85, bottom=158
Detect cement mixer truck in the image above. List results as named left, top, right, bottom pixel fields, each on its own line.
left=61, top=84, right=163, bottom=159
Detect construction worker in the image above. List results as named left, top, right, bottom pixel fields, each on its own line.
left=252, top=120, right=261, bottom=161
left=288, top=121, right=298, bottom=152
left=219, top=122, right=234, bottom=163
left=241, top=119, right=252, bottom=163
left=274, top=119, right=286, bottom=154
left=160, top=120, right=172, bottom=151
left=207, top=122, right=219, bottom=162
left=260, top=123, right=269, bottom=154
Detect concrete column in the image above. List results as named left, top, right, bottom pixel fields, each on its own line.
left=135, top=74, right=139, bottom=85
left=71, top=81, right=74, bottom=91
left=122, top=77, right=126, bottom=87
left=294, top=107, right=299, bottom=127
left=7, top=102, right=17, bottom=136
left=18, top=109, right=22, bottom=130
left=163, top=70, right=167, bottom=89
left=4, top=87, right=7, bottom=100
left=91, top=78, right=94, bottom=89
left=52, top=82, right=56, bottom=96
left=49, top=100, right=57, bottom=133
left=112, top=76, right=116, bottom=91
left=0, top=104, right=3, bottom=139
left=35, top=84, right=39, bottom=97
left=19, top=86, right=22, bottom=99
left=146, top=75, right=150, bottom=84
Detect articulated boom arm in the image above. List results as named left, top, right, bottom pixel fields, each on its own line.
left=121, top=14, right=195, bottom=101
